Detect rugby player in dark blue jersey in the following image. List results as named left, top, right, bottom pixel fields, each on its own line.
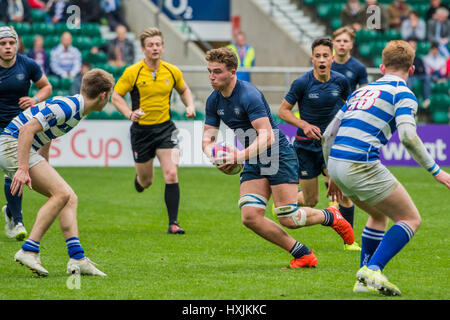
left=331, top=27, right=368, bottom=93
left=0, top=26, right=52, bottom=241
left=278, top=37, right=361, bottom=251
left=201, top=48, right=354, bottom=268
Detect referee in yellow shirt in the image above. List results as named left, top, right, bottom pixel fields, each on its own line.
left=111, top=27, right=196, bottom=234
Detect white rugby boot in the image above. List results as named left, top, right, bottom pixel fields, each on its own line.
left=14, top=249, right=49, bottom=277
left=67, top=257, right=107, bottom=277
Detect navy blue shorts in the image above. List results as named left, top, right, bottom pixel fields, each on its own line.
left=240, top=144, right=299, bottom=186
left=294, top=145, right=326, bottom=180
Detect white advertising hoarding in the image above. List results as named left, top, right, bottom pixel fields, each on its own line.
left=48, top=120, right=234, bottom=167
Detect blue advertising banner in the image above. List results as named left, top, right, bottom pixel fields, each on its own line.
left=151, top=0, right=230, bottom=21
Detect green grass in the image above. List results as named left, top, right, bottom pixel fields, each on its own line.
left=0, top=166, right=449, bottom=300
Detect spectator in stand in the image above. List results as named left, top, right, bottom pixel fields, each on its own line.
left=70, top=0, right=102, bottom=24
left=340, top=0, right=366, bottom=31
left=386, top=0, right=412, bottom=30
left=423, top=42, right=448, bottom=82
left=26, top=34, right=50, bottom=74
left=0, top=0, right=32, bottom=24
left=45, top=0, right=70, bottom=24
left=406, top=37, right=432, bottom=108
left=425, top=0, right=450, bottom=22
left=401, top=10, right=426, bottom=41
left=70, top=61, right=90, bottom=95
left=50, top=32, right=81, bottom=79
left=101, top=0, right=129, bottom=32
left=226, top=31, right=255, bottom=83
left=364, top=0, right=389, bottom=31
left=107, top=24, right=135, bottom=67
left=426, top=7, right=450, bottom=57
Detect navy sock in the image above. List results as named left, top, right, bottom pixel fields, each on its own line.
left=367, top=222, right=414, bottom=271
left=321, top=209, right=334, bottom=226
left=165, top=183, right=180, bottom=225
left=22, top=239, right=40, bottom=253
left=66, top=237, right=85, bottom=259
left=290, top=241, right=311, bottom=258
left=4, top=177, right=23, bottom=225
left=339, top=204, right=355, bottom=228
left=360, top=226, right=385, bottom=267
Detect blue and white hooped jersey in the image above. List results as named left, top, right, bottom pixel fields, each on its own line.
left=1, top=95, right=85, bottom=151
left=330, top=74, right=418, bottom=162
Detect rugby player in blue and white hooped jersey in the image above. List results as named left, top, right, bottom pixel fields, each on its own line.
left=0, top=26, right=52, bottom=240
left=278, top=37, right=360, bottom=251
left=202, top=48, right=354, bottom=268
left=0, top=69, right=115, bottom=277
left=323, top=40, right=450, bottom=296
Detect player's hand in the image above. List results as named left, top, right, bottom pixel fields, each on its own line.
left=11, top=168, right=32, bottom=197
left=303, top=124, right=322, bottom=140
left=434, top=170, right=450, bottom=189
left=326, top=179, right=343, bottom=203
left=129, top=109, right=145, bottom=122
left=185, top=105, right=196, bottom=119
left=18, top=97, right=37, bottom=110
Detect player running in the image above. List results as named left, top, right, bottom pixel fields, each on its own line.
left=0, top=69, right=115, bottom=277
left=323, top=40, right=450, bottom=295
left=202, top=47, right=354, bottom=268
left=278, top=37, right=360, bottom=251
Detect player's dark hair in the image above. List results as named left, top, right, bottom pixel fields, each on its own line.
left=205, top=47, right=238, bottom=71
left=311, top=37, right=333, bottom=53
left=81, top=68, right=115, bottom=99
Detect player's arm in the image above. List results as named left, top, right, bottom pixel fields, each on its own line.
left=202, top=124, right=219, bottom=162
left=237, top=116, right=275, bottom=163
left=10, top=118, right=44, bottom=196
left=19, top=75, right=52, bottom=110
left=111, top=90, right=143, bottom=122
left=278, top=99, right=321, bottom=140
left=176, top=84, right=196, bottom=118
left=398, top=122, right=450, bottom=188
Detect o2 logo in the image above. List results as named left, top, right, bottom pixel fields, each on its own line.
left=347, top=89, right=380, bottom=111
left=164, top=0, right=193, bottom=19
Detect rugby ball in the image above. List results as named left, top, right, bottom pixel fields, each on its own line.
left=211, top=142, right=243, bottom=175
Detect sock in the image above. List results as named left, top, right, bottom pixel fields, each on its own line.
left=165, top=183, right=180, bottom=225
left=290, top=241, right=311, bottom=258
left=360, top=226, right=385, bottom=267
left=66, top=237, right=85, bottom=259
left=367, top=222, right=414, bottom=271
left=22, top=239, right=40, bottom=253
left=4, top=177, right=23, bottom=225
left=339, top=204, right=355, bottom=228
left=321, top=209, right=334, bottom=226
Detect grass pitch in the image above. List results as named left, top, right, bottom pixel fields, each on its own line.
left=0, top=166, right=448, bottom=300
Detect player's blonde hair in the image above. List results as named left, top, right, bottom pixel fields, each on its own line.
left=140, top=27, right=164, bottom=47
left=205, top=47, right=238, bottom=71
left=81, top=69, right=115, bottom=99
left=332, top=26, right=356, bottom=42
left=382, top=40, right=415, bottom=72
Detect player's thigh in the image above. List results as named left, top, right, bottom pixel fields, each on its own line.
left=373, top=183, right=421, bottom=231
left=271, top=183, right=299, bottom=207
left=135, top=158, right=154, bottom=182
left=299, top=177, right=319, bottom=200
left=240, top=179, right=271, bottom=217
left=29, top=161, right=73, bottom=198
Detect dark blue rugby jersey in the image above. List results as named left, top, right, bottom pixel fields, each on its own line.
left=331, top=56, right=368, bottom=93
left=0, top=54, right=43, bottom=128
left=205, top=80, right=290, bottom=150
left=284, top=70, right=351, bottom=141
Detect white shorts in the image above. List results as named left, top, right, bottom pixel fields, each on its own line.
left=327, top=158, right=399, bottom=206
left=0, top=135, right=45, bottom=180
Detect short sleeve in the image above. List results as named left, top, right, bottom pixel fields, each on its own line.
left=114, top=67, right=134, bottom=96
left=358, top=66, right=368, bottom=86
left=243, top=90, right=268, bottom=123
left=33, top=103, right=67, bottom=131
left=394, top=88, right=418, bottom=128
left=204, top=94, right=220, bottom=127
left=28, top=59, right=43, bottom=83
left=171, top=65, right=185, bottom=92
left=284, top=77, right=305, bottom=106
left=340, top=76, right=351, bottom=101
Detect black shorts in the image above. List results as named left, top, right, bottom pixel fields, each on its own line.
left=130, top=120, right=179, bottom=163
left=294, top=145, right=326, bottom=180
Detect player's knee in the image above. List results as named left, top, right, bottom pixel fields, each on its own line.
left=54, top=188, right=72, bottom=207
left=275, top=205, right=307, bottom=228
left=241, top=211, right=262, bottom=229
left=139, top=176, right=153, bottom=188
left=163, top=169, right=178, bottom=184
left=238, top=193, right=267, bottom=229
